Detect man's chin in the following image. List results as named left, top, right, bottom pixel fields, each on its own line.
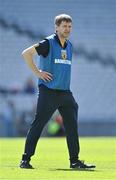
left=64, top=34, right=70, bottom=38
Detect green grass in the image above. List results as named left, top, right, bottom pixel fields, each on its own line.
left=0, top=137, right=116, bottom=180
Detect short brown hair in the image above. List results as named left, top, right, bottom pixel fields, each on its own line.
left=54, top=14, right=72, bottom=26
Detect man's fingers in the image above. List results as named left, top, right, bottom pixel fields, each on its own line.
left=39, top=71, right=53, bottom=81
left=47, top=75, right=53, bottom=80
left=41, top=75, right=52, bottom=82
left=45, top=72, right=53, bottom=77
left=44, top=73, right=53, bottom=80
left=40, top=77, right=46, bottom=82
left=44, top=75, right=52, bottom=81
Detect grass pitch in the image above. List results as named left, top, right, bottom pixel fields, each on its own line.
left=0, top=137, right=116, bottom=180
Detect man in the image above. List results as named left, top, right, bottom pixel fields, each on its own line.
left=20, top=14, right=95, bottom=169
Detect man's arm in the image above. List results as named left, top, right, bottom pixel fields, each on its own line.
left=22, top=44, right=52, bottom=82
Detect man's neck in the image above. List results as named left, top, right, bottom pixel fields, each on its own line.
left=60, top=38, right=66, bottom=47
left=56, top=33, right=66, bottom=48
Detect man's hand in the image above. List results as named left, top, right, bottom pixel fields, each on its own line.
left=37, top=70, right=53, bottom=82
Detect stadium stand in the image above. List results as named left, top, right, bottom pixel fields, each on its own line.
left=0, top=0, right=116, bottom=136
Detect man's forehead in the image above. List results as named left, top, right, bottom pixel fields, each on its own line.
left=60, top=21, right=72, bottom=25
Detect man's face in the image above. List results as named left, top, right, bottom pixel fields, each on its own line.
left=56, top=21, right=72, bottom=39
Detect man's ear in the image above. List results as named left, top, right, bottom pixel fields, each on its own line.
left=55, top=25, right=58, bottom=32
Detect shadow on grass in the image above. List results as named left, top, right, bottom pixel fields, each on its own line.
left=1, top=165, right=97, bottom=172
left=50, top=168, right=96, bottom=172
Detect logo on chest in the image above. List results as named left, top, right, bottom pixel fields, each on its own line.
left=54, top=49, right=71, bottom=65
left=61, top=50, right=67, bottom=60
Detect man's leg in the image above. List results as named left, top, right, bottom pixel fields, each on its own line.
left=58, top=94, right=80, bottom=163
left=20, top=89, right=57, bottom=168
left=58, top=92, right=96, bottom=169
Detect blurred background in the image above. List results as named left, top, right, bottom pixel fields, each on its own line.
left=0, top=0, right=116, bottom=137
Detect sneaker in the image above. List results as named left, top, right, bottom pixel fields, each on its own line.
left=70, top=160, right=96, bottom=169
left=20, top=160, right=34, bottom=169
